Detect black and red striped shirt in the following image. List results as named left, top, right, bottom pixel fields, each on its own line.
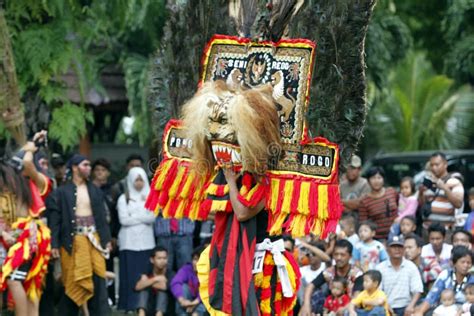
left=359, top=187, right=398, bottom=240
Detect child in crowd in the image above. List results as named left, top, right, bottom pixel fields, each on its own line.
left=399, top=215, right=417, bottom=236
left=460, top=284, right=474, bottom=316
left=323, top=277, right=350, bottom=315
left=353, top=221, right=388, bottom=271
left=463, top=188, right=474, bottom=235
left=136, top=247, right=172, bottom=316
left=433, top=289, right=458, bottom=315
left=389, top=216, right=418, bottom=240
left=348, top=270, right=388, bottom=316
left=338, top=214, right=360, bottom=248
left=171, top=247, right=206, bottom=316
left=389, top=177, right=418, bottom=237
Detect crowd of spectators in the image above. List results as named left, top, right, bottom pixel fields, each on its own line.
left=2, top=139, right=474, bottom=316
left=296, top=152, right=473, bottom=316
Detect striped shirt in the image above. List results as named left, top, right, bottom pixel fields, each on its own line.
left=425, top=178, right=464, bottom=223
left=359, top=187, right=398, bottom=240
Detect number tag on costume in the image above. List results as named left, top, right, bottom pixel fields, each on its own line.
left=252, top=250, right=266, bottom=274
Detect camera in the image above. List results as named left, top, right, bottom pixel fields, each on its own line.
left=4, top=155, right=24, bottom=172
left=423, top=177, right=437, bottom=191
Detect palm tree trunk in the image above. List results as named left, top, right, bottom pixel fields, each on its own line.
left=0, top=8, right=26, bottom=146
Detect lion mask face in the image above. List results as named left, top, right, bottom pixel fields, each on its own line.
left=181, top=80, right=281, bottom=174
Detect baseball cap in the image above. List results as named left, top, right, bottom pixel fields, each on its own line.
left=387, top=235, right=404, bottom=247
left=349, top=155, right=362, bottom=168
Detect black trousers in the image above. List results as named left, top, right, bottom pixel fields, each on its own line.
left=59, top=273, right=110, bottom=316
left=39, top=263, right=62, bottom=316
left=105, top=254, right=116, bottom=305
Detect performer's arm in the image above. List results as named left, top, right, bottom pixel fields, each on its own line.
left=22, top=141, right=47, bottom=194
left=223, top=168, right=265, bottom=222
left=299, top=282, right=316, bottom=316
left=297, top=239, right=331, bottom=262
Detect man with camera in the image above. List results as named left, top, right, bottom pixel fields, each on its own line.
left=420, top=152, right=465, bottom=230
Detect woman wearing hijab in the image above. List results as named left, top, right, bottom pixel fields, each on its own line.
left=117, top=167, right=156, bottom=312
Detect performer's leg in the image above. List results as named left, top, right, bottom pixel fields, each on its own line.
left=58, top=292, right=80, bottom=316
left=105, top=254, right=116, bottom=305
left=27, top=298, right=40, bottom=316
left=6, top=279, right=28, bottom=316
left=87, top=274, right=110, bottom=316
left=39, top=263, right=56, bottom=316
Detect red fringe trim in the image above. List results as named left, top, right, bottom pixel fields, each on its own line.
left=265, top=172, right=343, bottom=238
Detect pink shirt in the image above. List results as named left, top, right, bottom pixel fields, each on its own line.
left=397, top=194, right=418, bottom=221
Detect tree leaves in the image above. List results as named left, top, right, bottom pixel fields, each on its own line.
left=123, top=53, right=151, bottom=145
left=48, top=102, right=94, bottom=151
left=369, top=51, right=474, bottom=152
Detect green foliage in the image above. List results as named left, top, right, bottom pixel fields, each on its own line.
left=442, top=0, right=474, bottom=84
left=123, top=54, right=152, bottom=145
left=368, top=51, right=474, bottom=152
left=365, top=1, right=413, bottom=89
left=48, top=103, right=94, bottom=151
left=393, top=0, right=448, bottom=74
left=3, top=0, right=167, bottom=150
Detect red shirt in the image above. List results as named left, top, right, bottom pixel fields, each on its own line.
left=324, top=294, right=350, bottom=312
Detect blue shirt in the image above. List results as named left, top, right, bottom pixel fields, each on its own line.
left=154, top=216, right=195, bottom=236
left=424, top=268, right=474, bottom=307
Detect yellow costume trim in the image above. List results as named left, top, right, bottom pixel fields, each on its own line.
left=196, top=246, right=230, bottom=316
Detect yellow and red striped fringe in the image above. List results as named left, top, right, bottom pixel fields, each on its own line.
left=145, top=158, right=210, bottom=220
left=0, top=217, right=51, bottom=302
left=265, top=175, right=343, bottom=238
left=237, top=173, right=268, bottom=208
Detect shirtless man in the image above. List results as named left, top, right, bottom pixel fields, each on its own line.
left=48, top=154, right=112, bottom=316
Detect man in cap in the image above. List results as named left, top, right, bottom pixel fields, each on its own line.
left=340, top=155, right=370, bottom=213
left=376, top=235, right=423, bottom=316
left=47, top=154, right=112, bottom=315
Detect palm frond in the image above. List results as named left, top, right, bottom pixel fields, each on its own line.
left=368, top=51, right=474, bottom=152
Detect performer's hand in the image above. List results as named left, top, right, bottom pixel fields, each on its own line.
left=32, top=130, right=47, bottom=143
left=222, top=164, right=238, bottom=184
left=299, top=303, right=313, bottom=316
left=51, top=248, right=60, bottom=259
left=1, top=231, right=15, bottom=245
left=22, top=141, right=38, bottom=153
left=106, top=241, right=112, bottom=252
